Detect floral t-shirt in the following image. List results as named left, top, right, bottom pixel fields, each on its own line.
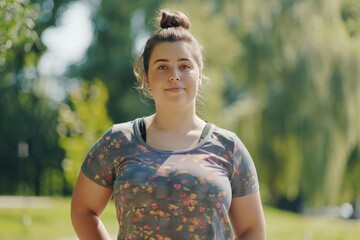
left=81, top=118, right=259, bottom=240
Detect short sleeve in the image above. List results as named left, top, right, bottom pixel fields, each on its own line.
left=81, top=127, right=115, bottom=189
left=230, top=133, right=259, bottom=197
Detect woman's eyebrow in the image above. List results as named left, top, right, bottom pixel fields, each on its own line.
left=153, top=58, right=191, bottom=64
left=178, top=58, right=191, bottom=62
left=153, top=58, right=169, bottom=64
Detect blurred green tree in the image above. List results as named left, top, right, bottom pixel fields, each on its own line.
left=0, top=0, right=71, bottom=195
left=341, top=0, right=360, bottom=37
left=58, top=80, right=112, bottom=186
left=70, top=0, right=164, bottom=123
left=216, top=0, right=360, bottom=209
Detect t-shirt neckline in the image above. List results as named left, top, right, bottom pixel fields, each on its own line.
left=133, top=118, right=214, bottom=154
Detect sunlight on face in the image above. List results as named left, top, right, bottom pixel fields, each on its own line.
left=146, top=41, right=202, bottom=110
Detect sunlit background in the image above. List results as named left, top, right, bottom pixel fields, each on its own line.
left=1, top=0, right=359, bottom=239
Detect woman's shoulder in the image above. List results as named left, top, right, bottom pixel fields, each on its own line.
left=211, top=123, right=237, bottom=140
left=101, top=119, right=138, bottom=142
left=208, top=123, right=246, bottom=148
left=111, top=119, right=136, bottom=134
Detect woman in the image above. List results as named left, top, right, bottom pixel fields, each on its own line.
left=71, top=9, right=266, bottom=240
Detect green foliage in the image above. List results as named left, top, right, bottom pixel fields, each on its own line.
left=0, top=0, right=67, bottom=196
left=58, top=80, right=113, bottom=187
left=341, top=0, right=360, bottom=37
left=217, top=0, right=360, bottom=207
left=71, top=0, right=164, bottom=123
left=0, top=0, right=39, bottom=67
left=0, top=85, right=65, bottom=195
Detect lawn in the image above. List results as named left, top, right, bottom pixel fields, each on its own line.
left=0, top=197, right=359, bottom=240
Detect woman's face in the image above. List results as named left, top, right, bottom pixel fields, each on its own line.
left=146, top=41, right=202, bottom=110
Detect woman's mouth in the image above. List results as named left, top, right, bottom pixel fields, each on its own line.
left=165, top=87, right=184, bottom=92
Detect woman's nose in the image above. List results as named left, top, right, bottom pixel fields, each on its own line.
left=169, top=69, right=180, bottom=81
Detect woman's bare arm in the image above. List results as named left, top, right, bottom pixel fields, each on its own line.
left=229, top=191, right=266, bottom=240
left=71, top=172, right=113, bottom=240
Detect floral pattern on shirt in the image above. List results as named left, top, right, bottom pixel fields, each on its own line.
left=82, top=120, right=259, bottom=240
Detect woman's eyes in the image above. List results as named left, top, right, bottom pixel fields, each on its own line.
left=180, top=64, right=190, bottom=69
left=157, top=64, right=191, bottom=70
left=158, top=65, right=168, bottom=70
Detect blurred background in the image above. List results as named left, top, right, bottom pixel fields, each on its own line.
left=0, top=0, right=359, bottom=239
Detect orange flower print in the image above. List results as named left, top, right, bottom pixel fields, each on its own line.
left=187, top=205, right=195, bottom=212
left=82, top=121, right=259, bottom=239
left=188, top=225, right=196, bottom=232
left=147, top=186, right=154, bottom=193
left=175, top=225, right=183, bottom=231
left=168, top=204, right=179, bottom=211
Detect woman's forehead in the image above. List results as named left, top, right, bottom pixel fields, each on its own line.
left=150, top=41, right=195, bottom=62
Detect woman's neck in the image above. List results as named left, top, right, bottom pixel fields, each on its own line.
left=150, top=111, right=202, bottom=132
left=143, top=111, right=207, bottom=151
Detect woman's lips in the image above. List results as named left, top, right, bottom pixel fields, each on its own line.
left=165, top=87, right=184, bottom=92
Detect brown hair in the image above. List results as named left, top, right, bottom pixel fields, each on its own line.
left=133, top=9, right=206, bottom=98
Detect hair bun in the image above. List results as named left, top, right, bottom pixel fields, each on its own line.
left=159, top=10, right=190, bottom=30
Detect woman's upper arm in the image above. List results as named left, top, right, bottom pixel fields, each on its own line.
left=71, top=171, right=113, bottom=216
left=229, top=191, right=266, bottom=239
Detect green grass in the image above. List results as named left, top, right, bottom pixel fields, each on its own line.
left=0, top=197, right=359, bottom=240
left=0, top=197, right=117, bottom=240
left=265, top=207, right=359, bottom=240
